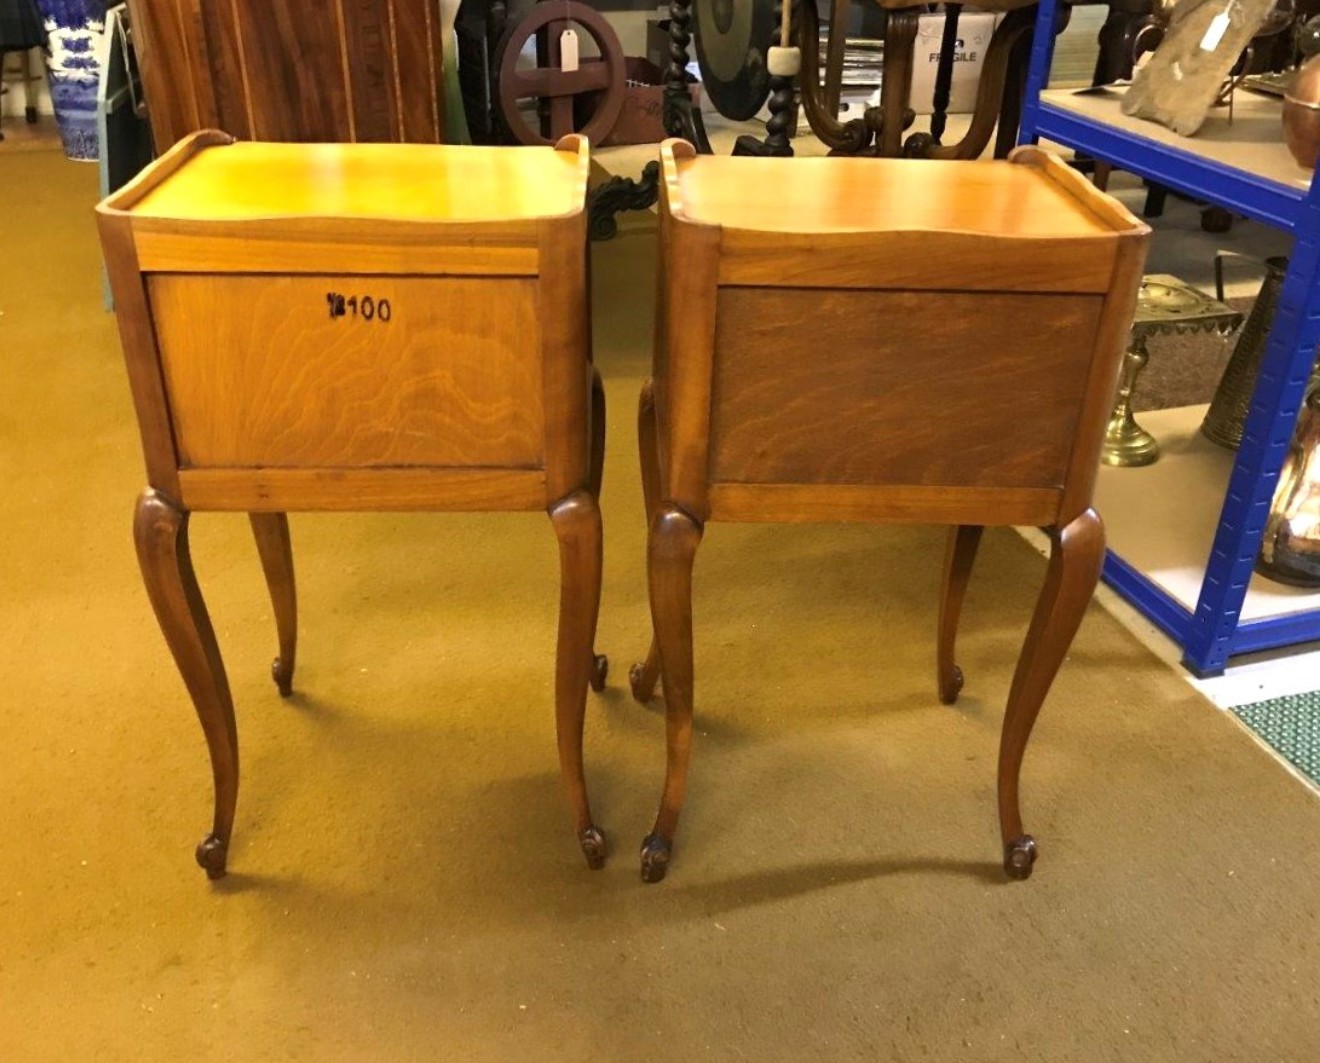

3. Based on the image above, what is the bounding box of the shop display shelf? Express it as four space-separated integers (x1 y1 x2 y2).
1019 0 1320 675
1096 406 1320 651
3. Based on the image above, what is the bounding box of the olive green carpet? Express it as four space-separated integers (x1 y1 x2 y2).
3 147 1320 1062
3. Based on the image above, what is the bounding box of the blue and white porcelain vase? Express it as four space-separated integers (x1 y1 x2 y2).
35 0 106 161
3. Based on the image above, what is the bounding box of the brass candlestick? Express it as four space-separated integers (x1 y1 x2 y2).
1103 275 1244 467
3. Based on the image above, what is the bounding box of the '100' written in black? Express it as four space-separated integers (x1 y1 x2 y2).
326 292 393 322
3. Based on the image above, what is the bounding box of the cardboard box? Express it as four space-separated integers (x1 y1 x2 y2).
646 19 670 72
576 57 701 147
909 12 999 115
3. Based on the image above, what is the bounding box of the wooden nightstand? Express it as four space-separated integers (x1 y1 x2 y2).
630 140 1151 883
98 132 608 879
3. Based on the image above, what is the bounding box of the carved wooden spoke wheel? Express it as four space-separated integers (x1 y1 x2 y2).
496 2 627 147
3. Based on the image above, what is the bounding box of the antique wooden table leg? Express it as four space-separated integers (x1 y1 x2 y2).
929 4 963 145
629 379 663 704
664 0 713 151
641 504 703 883
903 7 1037 160
733 0 797 158
797 0 874 153
134 489 238 880
249 512 297 698
587 368 609 691
993 25 1033 158
822 0 849 117
998 508 1104 879
550 489 607 869
877 8 919 156
937 524 983 705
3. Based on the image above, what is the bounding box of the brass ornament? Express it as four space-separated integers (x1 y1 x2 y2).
1103 275 1243 467
1283 55 1320 169
1258 386 1320 586
1202 255 1288 449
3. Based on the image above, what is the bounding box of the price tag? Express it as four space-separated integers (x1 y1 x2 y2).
560 28 579 72
1200 11 1231 52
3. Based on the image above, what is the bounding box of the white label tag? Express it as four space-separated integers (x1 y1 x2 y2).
1200 12 1230 52
560 29 579 72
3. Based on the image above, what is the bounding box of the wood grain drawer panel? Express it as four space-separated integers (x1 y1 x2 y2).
150 273 544 468
709 287 1104 489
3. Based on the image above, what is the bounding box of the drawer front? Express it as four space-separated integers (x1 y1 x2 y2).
149 274 544 469
709 287 1105 490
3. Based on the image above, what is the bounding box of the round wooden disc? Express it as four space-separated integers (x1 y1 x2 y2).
496 2 627 147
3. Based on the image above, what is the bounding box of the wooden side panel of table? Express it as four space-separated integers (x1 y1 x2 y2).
150 273 545 470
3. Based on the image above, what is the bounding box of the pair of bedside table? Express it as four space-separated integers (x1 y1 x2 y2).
99 134 1147 883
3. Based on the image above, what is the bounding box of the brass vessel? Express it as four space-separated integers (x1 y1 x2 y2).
1258 387 1320 586
1283 55 1320 170
1202 256 1290 449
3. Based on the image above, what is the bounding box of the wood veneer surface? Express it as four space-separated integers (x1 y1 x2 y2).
672 155 1123 236
129 142 585 222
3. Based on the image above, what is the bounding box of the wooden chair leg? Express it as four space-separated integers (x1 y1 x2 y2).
587 367 608 692
249 512 297 697
641 504 703 883
549 489 607 869
998 508 1104 880
937 524 983 704
133 489 238 880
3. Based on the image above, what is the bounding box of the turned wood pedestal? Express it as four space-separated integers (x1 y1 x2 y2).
98 133 608 879
629 141 1151 883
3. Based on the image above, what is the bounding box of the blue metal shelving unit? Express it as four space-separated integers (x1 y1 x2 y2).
1018 0 1320 676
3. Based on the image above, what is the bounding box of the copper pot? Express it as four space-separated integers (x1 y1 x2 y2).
1284 56 1320 169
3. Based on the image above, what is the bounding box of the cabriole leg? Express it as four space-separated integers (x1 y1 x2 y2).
549 490 607 869
641 504 703 883
134 489 238 880
937 524 983 704
588 368 609 691
998 508 1104 880
249 512 297 697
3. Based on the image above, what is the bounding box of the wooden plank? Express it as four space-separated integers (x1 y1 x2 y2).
132 227 539 275
708 483 1062 526
658 142 721 521
708 286 1103 490
232 0 351 140
197 0 252 138
178 468 547 511
1059 230 1152 521
149 273 546 469
127 0 214 150
97 212 183 497
393 0 444 142
717 230 1120 293
538 211 592 505
340 0 397 141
